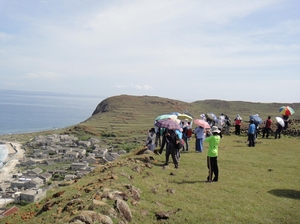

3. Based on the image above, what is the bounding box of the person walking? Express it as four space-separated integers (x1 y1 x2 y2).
282 115 289 130
194 125 205 152
234 114 242 135
182 122 191 151
224 115 231 135
164 130 180 168
155 126 161 147
217 118 223 138
262 116 272 138
248 119 256 147
158 128 167 155
274 122 283 139
205 126 221 182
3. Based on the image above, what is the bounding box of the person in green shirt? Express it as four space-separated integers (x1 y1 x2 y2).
205 126 221 182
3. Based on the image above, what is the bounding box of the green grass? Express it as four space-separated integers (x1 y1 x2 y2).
121 134 300 223
4 133 299 224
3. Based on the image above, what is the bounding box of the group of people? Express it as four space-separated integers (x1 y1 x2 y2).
144 111 291 181
247 114 290 147
145 118 221 182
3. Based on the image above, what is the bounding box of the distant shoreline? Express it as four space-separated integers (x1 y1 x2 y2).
0 143 17 170
0 90 102 136
0 142 24 187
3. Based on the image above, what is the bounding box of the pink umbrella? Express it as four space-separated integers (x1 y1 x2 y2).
194 119 210 129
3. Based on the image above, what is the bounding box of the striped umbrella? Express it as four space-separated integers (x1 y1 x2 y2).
279 106 295 116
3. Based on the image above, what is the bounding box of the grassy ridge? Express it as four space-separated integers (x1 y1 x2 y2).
78 95 300 149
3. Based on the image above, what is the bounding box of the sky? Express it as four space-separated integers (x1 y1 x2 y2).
0 0 299 103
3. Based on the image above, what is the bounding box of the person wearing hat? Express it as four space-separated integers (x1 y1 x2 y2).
204 126 221 182
248 119 256 147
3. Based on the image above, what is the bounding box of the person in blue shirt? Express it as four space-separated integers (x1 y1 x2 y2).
248 119 256 147
194 126 205 152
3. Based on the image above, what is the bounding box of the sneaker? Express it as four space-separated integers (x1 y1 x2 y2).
163 163 168 166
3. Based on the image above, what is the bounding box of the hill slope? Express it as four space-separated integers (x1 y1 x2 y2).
1 95 300 223
65 95 300 149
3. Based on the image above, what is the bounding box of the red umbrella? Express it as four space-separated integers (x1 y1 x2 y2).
194 119 210 128
155 119 181 130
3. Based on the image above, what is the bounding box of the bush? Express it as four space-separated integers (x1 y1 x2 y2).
101 132 116 137
121 143 138 153
19 200 30 206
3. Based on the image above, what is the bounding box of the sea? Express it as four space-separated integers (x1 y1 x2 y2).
0 89 105 166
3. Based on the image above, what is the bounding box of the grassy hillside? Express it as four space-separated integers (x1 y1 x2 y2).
65 95 300 150
2 136 300 223
1 95 300 223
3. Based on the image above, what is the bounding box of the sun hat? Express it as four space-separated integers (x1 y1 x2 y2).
211 126 220 133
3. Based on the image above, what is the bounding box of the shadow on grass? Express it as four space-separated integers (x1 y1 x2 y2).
268 189 300 200
170 180 208 184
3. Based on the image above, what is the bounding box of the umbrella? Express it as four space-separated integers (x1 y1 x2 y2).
200 114 206 120
155 119 181 130
275 117 285 127
205 113 218 122
174 118 181 124
235 114 242 120
184 112 194 118
155 114 177 121
279 106 295 116
218 115 226 126
177 113 193 121
170 111 180 116
194 119 210 129
210 113 218 122
249 115 263 125
205 113 213 121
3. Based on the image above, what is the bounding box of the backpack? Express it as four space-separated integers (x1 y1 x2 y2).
186 128 193 138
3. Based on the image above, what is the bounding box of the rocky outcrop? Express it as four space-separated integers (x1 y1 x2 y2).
69 211 113 224
92 99 110 115
114 199 132 222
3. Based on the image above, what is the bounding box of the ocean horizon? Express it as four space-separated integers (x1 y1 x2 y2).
0 90 104 135
0 89 105 165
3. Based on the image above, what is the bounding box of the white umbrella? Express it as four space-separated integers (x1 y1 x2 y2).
275 117 285 127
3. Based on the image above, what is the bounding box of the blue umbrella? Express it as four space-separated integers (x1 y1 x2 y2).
249 115 263 125
170 112 180 116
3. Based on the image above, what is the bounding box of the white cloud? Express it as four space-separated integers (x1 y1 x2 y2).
0 0 299 103
114 84 153 90
0 32 13 41
132 85 153 90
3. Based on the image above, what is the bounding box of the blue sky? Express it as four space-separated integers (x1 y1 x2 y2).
0 0 299 103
